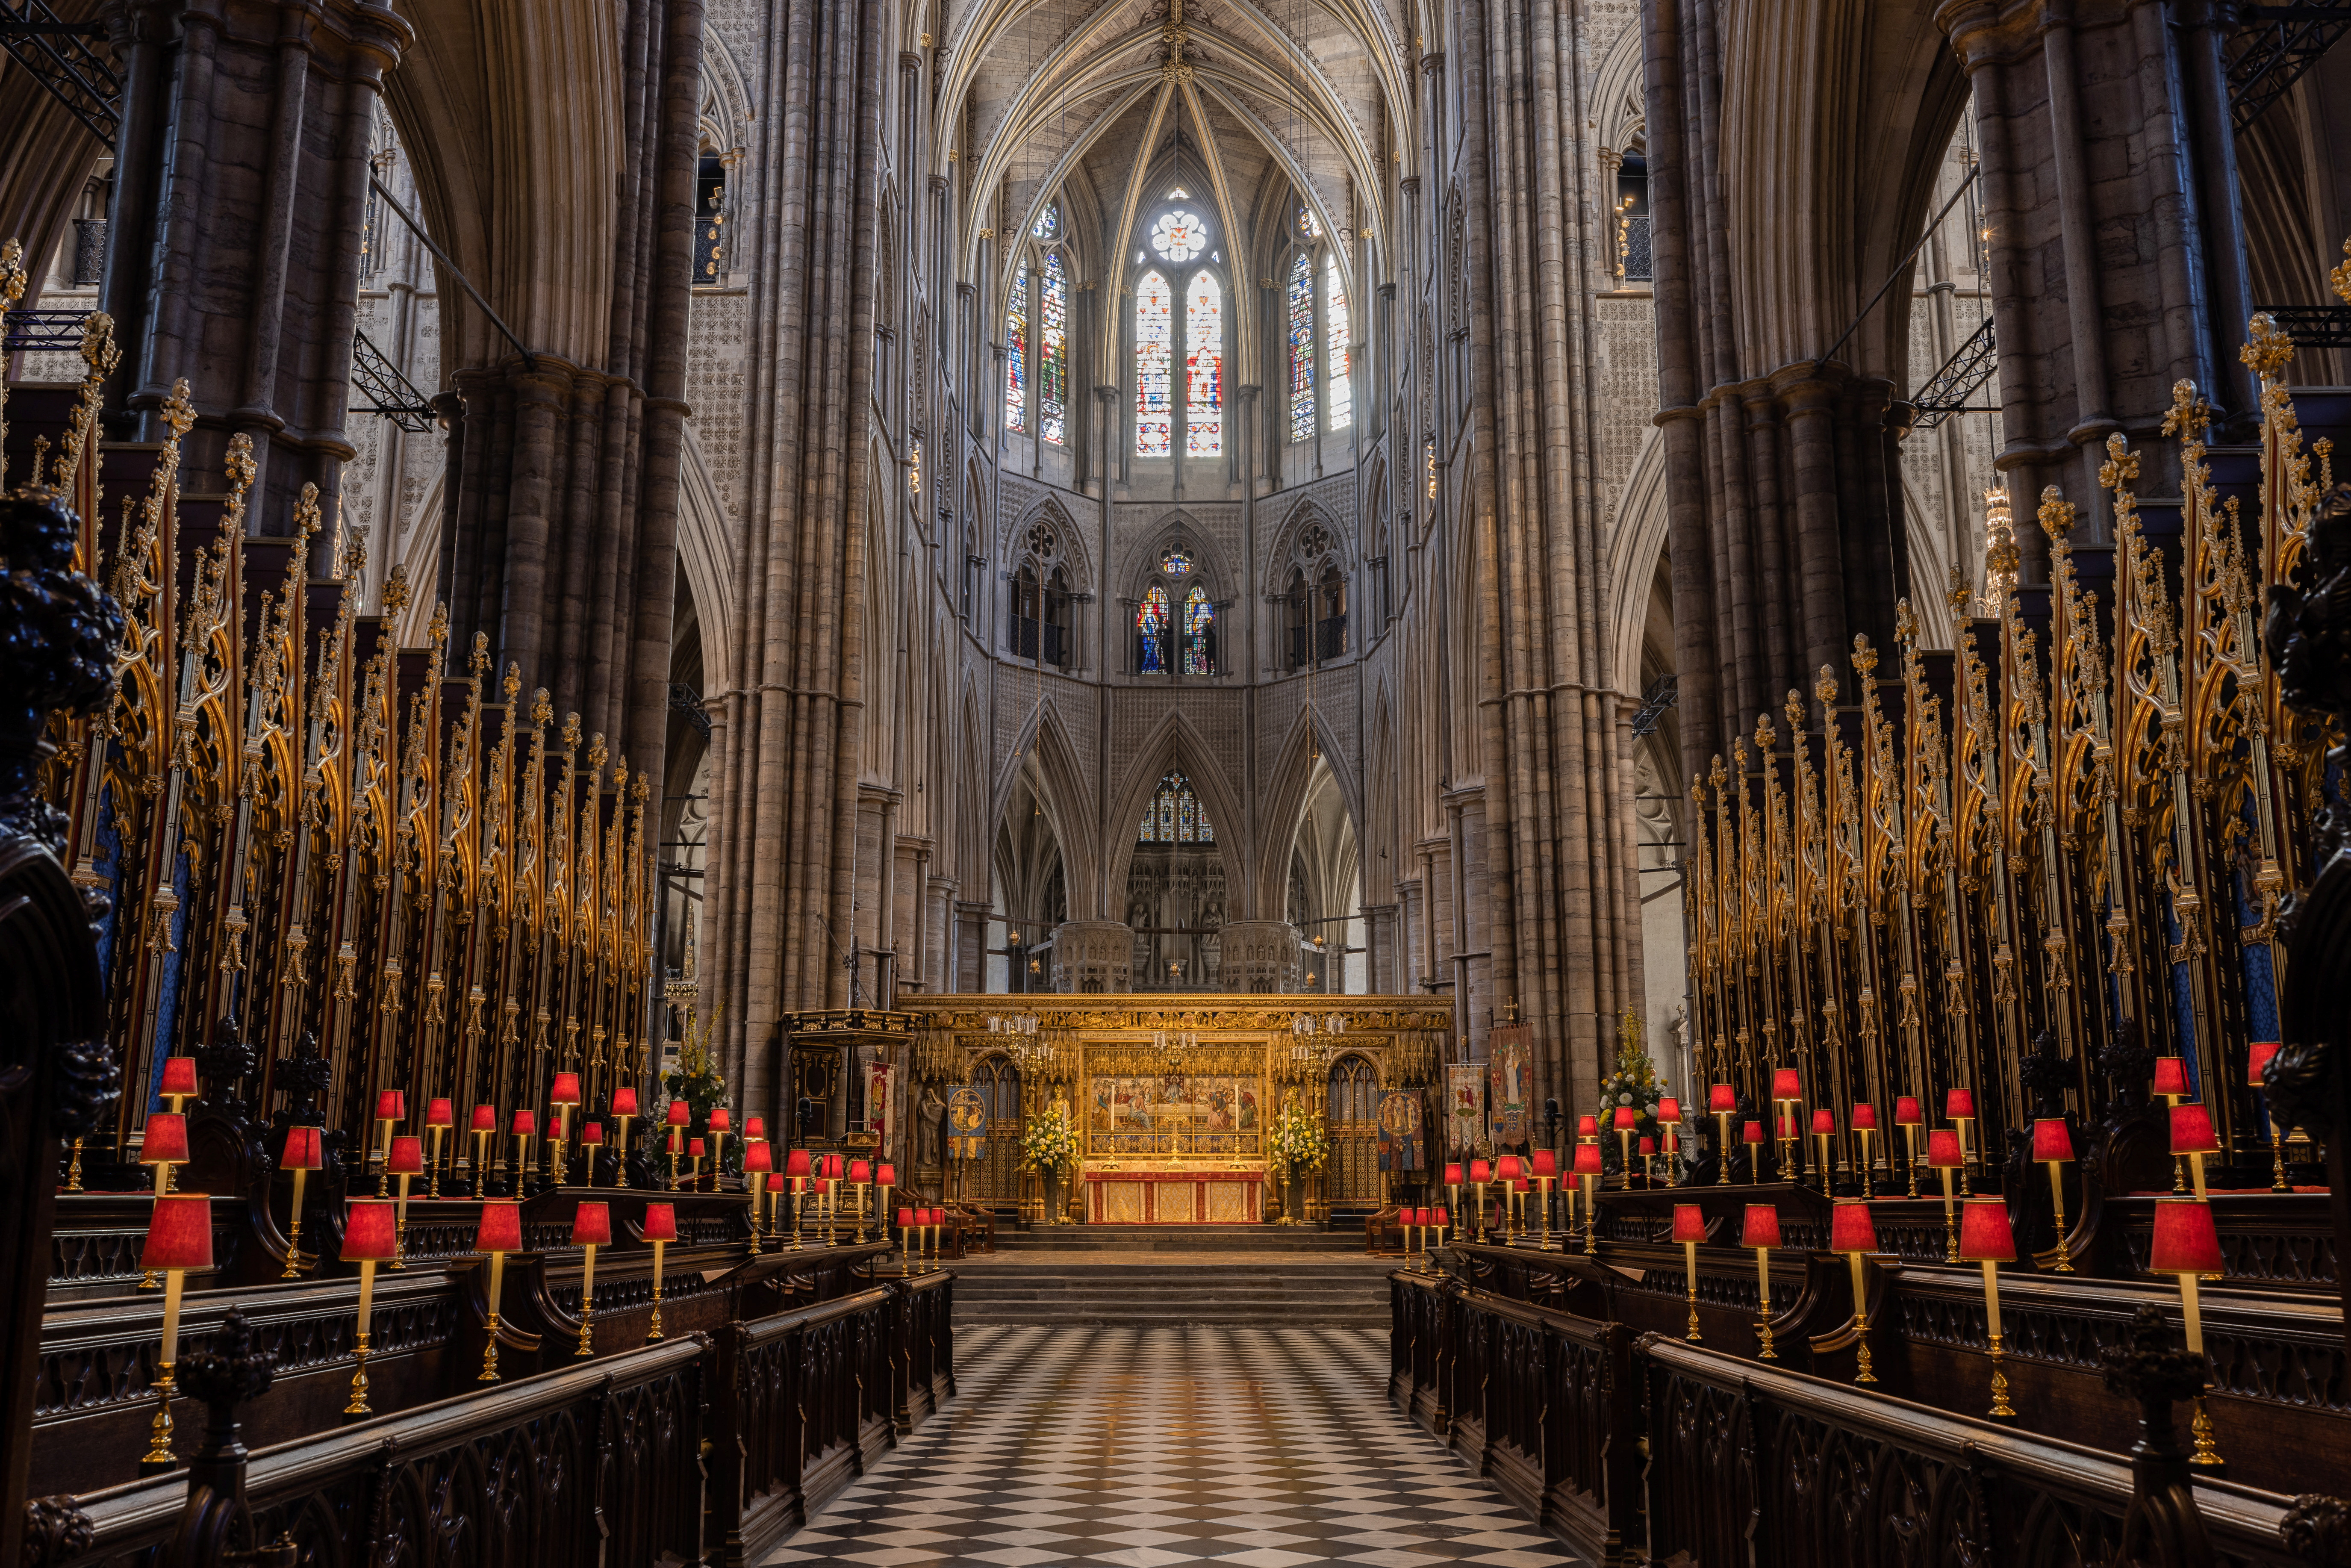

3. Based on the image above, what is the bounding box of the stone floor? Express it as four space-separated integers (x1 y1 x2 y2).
760 1323 1579 1568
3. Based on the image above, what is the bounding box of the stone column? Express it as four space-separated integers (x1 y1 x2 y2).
1219 920 1301 994
1049 921 1134 993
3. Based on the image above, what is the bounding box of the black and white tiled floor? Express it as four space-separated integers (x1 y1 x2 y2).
760 1324 1581 1568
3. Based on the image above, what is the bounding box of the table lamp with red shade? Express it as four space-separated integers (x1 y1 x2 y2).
877 1164 896 1244
1927 1128 1964 1262
511 1109 536 1192
707 1107 732 1177
469 1103 497 1197
1574 1143 1605 1254
1741 1203 1781 1359
549 1072 581 1182
374 1088 406 1197
2248 1041 2289 1191
743 1141 774 1252
1810 1108 1838 1193
786 1147 812 1249
473 1200 523 1381
1671 1204 1707 1341
643 1202 678 1339
1528 1149 1558 1250
1656 1096 1683 1186
2151 1197 2227 1468
1639 1135 1658 1188
424 1097 455 1199
1468 1157 1492 1242
580 1120 605 1188
1612 1106 1638 1178
664 1099 692 1191
1771 1068 1803 1178
571 1200 612 1358
1958 1199 2018 1419
1830 1199 1880 1384
611 1085 640 1188
141 1110 188 1197
342 1199 399 1413
387 1135 424 1267
138 1194 212 1470
158 1055 198 1113
2170 1102 2220 1200
2151 1055 2191 1105
849 1158 873 1241
1496 1155 1523 1241
690 1138 708 1192
1741 1118 1766 1184
1444 1161 1463 1230
1893 1096 1924 1197
1945 1088 1977 1195
2033 1118 2076 1270
1850 1103 1879 1198
1708 1085 1738 1185
280 1125 323 1279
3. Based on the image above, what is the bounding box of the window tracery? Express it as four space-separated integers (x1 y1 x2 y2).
1138 771 1214 843
1005 269 1028 432
1149 210 1207 262
1136 269 1174 456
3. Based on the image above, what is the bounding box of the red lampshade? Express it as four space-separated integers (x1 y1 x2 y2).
878 1164 896 1186
1444 1162 1463 1185
689 1138 706 1158
1893 1096 1923 1126
1851 1102 1878 1131
2169 1102 2219 1156
1639 1136 1656 1155
1573 1144 1604 1176
159 1056 199 1098
1613 1107 1639 1131
572 1200 613 1248
1777 1112 1795 1140
1958 1199 2016 1263
581 1121 604 1146
743 1142 774 1173
470 1104 497 1133
1658 1096 1682 1123
1708 1084 1737 1113
550 1073 581 1106
387 1135 425 1176
1810 1108 1836 1136
665 1099 692 1128
141 1113 189 1165
1496 1154 1522 1181
823 1154 844 1180
1433 1207 1449 1226
376 1089 407 1122
2151 1056 2191 1098
1531 1149 1557 1177
1829 1200 1878 1254
1742 1120 1765 1145
1577 1114 1599 1137
745 1117 766 1140
426 1097 454 1129
1946 1089 1976 1120
343 1200 399 1262
787 1148 813 1178
1927 1129 1963 1168
898 1206 915 1226
2032 1118 2074 1163
512 1109 536 1137
849 1158 871 1183
709 1108 731 1133
642 1203 678 1242
1741 1204 1781 1250
1671 1203 1707 1243
2248 1042 2280 1087
475 1201 522 1254
2149 1198 2222 1275
142 1195 215 1272
612 1087 640 1118
1513 1177 1531 1193
1469 1159 1492 1183
1772 1068 1802 1101
282 1126 324 1171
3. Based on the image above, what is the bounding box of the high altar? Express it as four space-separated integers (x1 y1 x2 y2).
900 996 1452 1223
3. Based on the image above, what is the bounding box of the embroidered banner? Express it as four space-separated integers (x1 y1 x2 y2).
1377 1090 1425 1172
1444 1064 1484 1155
1488 1026 1532 1146
867 1061 896 1157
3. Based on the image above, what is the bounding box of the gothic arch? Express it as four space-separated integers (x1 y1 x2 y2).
1004 493 1092 585
675 426 736 693
1262 495 1351 597
996 701 1100 917
1101 710 1252 921
1252 700 1363 920
1605 426 1668 698
1591 22 1648 161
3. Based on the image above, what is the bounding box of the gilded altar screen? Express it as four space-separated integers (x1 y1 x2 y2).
1087 1072 1263 1158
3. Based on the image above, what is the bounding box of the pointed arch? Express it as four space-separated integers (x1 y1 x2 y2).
1101 709 1252 920
1252 701 1364 920
1263 494 1350 597
994 700 1101 919
1604 427 1668 697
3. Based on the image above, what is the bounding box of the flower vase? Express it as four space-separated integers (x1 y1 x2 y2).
1282 1165 1301 1226
1044 1169 1065 1225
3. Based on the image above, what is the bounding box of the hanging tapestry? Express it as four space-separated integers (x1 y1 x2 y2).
868 1061 896 1157
1487 1026 1531 1146
948 1085 988 1161
1444 1064 1483 1155
1376 1090 1425 1172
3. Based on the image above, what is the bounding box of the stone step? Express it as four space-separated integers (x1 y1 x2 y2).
991 1222 1367 1252
950 1253 1398 1325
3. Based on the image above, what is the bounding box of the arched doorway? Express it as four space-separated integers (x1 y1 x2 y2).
1325 1052 1381 1211
971 1053 1025 1205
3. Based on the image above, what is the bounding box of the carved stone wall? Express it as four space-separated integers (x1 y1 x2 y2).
1050 921 1134 993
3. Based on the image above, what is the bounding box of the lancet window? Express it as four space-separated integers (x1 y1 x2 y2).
1136 270 1174 457
1131 203 1225 459
1284 202 1354 443
1136 584 1171 672
1138 771 1214 843
1004 270 1028 433
1135 542 1214 676
1002 200 1069 444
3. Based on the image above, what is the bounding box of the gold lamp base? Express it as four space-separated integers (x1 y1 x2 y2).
347 1333 373 1415
1986 1335 2014 1419
1757 1315 1776 1360
2190 1394 2225 1469
479 1312 503 1382
140 1366 177 1471
1853 1317 1876 1385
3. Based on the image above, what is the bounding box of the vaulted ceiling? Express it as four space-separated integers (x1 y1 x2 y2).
940 0 1409 286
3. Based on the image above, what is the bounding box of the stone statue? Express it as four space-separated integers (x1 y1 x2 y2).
918 1083 946 1167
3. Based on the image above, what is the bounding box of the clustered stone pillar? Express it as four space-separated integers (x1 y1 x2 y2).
1440 0 1644 1114
707 0 892 1129
435 0 703 771
95 0 411 524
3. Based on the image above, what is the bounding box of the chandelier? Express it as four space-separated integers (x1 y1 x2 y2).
987 1012 1054 1069
1151 1027 1198 1068
1289 1011 1347 1064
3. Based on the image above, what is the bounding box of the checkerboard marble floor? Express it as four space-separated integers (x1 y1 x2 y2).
759 1323 1581 1568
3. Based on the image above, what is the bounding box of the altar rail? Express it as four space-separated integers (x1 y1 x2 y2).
1391 1270 2318 1568
63 1269 953 1568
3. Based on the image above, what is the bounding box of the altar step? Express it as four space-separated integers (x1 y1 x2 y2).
992 1222 1365 1253
950 1255 1398 1325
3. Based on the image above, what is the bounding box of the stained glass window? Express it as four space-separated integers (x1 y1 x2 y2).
1299 204 1322 240
1137 770 1214 843
1184 271 1223 457
1137 584 1170 672
1149 210 1206 262
1325 253 1352 431
1181 583 1214 675
1136 270 1173 456
1287 253 1315 443
1032 203 1060 239
1040 252 1068 444
1004 270 1028 432
1160 547 1192 574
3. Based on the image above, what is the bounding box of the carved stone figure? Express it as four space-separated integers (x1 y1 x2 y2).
918 1083 947 1167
